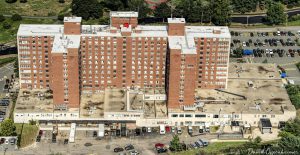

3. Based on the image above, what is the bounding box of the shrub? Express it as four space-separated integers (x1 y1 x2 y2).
5 0 17 3
20 0 27 3
11 14 22 21
2 22 11 29
57 14 64 21
0 15 5 22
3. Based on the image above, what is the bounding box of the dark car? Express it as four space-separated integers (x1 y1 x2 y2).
64 139 68 144
93 131 97 137
135 128 141 136
0 138 5 144
39 130 43 136
116 129 121 136
114 147 124 152
125 144 134 150
157 148 167 153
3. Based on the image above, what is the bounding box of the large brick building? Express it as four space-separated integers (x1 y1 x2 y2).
17 11 230 110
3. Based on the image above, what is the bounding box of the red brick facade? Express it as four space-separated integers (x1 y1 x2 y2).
18 12 230 110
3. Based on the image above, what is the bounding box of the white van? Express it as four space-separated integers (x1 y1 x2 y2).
159 125 165 135
177 126 182 134
188 126 193 134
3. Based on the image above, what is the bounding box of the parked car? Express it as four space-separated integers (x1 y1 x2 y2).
125 144 134 151
171 126 175 133
177 126 182 134
147 127 152 133
114 147 124 152
129 150 140 155
157 148 167 153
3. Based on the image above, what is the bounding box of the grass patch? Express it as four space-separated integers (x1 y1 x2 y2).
15 123 38 148
0 0 71 16
170 142 246 155
0 56 16 67
296 62 300 71
0 18 56 44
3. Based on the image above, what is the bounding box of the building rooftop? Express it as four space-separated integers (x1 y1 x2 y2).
17 24 63 36
52 35 81 53
168 36 197 54
190 63 295 115
80 94 104 118
228 63 280 79
168 18 186 24
64 17 82 23
15 89 79 113
110 11 138 18
185 26 231 39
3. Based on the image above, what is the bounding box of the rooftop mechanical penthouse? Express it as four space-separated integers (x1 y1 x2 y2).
17 11 231 111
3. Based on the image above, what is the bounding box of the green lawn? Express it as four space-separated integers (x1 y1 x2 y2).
0 56 16 67
0 18 56 44
169 141 246 155
15 123 39 148
0 0 71 16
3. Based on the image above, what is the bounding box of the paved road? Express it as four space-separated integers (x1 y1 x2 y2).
3 14 57 20
0 63 14 95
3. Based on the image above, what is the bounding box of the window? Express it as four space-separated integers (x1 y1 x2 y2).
213 115 219 118
195 114 206 118
171 114 178 117
185 114 192 117
179 114 184 117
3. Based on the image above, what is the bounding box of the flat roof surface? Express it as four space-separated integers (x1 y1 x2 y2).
168 36 197 54
15 89 54 113
64 17 82 23
185 26 231 38
52 35 81 53
104 89 127 112
193 63 295 115
168 18 186 23
80 94 104 118
18 24 63 36
110 11 138 18
229 63 280 79
15 89 79 113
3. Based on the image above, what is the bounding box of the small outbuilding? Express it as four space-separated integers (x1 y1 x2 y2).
259 118 272 134
231 121 241 132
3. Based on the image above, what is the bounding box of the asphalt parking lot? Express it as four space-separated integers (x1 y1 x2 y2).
11 128 217 155
230 28 300 58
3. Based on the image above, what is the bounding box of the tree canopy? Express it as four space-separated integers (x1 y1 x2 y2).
71 0 103 20
154 2 171 19
0 119 16 136
266 2 287 25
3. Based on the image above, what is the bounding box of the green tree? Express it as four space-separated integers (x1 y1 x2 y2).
232 0 258 14
266 2 287 25
154 2 171 18
278 134 300 151
102 0 125 11
253 136 262 143
20 0 27 3
99 16 109 25
0 14 5 22
71 0 103 20
210 0 231 26
170 135 182 152
2 22 11 29
128 0 151 18
57 14 64 21
58 0 65 3
0 119 16 136
11 14 22 21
